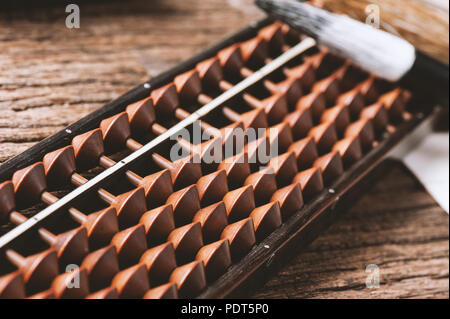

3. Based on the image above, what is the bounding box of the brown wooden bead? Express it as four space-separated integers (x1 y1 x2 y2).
223 107 268 130
43 146 76 187
0 181 15 223
143 283 178 299
139 204 175 244
111 264 150 299
333 136 363 166
284 63 317 89
140 242 177 285
344 118 375 151
250 201 282 240
360 102 389 132
270 183 303 219
174 70 202 102
6 249 59 291
245 136 271 168
268 151 298 185
267 77 303 106
196 170 228 206
170 261 206 298
100 112 131 152
168 222 204 263
72 207 118 245
223 185 256 222
218 152 251 187
321 104 351 133
256 94 289 125
180 137 223 171
296 91 326 120
314 152 344 185
356 76 379 103
293 167 324 199
240 38 268 67
86 287 118 299
0 272 25 299
267 122 294 152
244 167 277 205
155 154 202 190
334 62 367 91
72 128 105 170
337 88 365 116
308 122 338 153
196 239 232 281
112 187 147 227
140 169 174 207
46 226 89 265
217 44 244 76
126 96 156 133
51 268 90 299
221 218 256 260
193 201 228 242
166 185 201 226
28 289 55 299
287 137 319 169
12 162 47 207
283 108 313 140
220 121 246 152
196 57 224 89
306 50 344 77
258 23 284 49
81 245 119 290
312 75 341 103
151 83 180 116
378 88 411 120
111 224 148 266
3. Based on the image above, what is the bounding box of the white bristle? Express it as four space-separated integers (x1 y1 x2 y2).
256 0 416 81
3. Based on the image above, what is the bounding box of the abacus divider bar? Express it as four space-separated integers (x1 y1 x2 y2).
218 80 261 109
8 210 56 245
40 191 88 223
70 173 116 204
175 108 221 137
151 123 194 155
98 155 143 186
240 65 279 92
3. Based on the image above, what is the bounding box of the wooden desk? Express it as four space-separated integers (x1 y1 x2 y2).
0 0 448 298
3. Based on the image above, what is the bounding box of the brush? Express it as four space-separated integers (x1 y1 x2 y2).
254 0 417 82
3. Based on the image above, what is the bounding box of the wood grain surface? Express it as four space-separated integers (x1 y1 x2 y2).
0 0 448 298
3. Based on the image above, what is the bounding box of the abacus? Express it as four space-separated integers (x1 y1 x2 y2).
0 18 446 299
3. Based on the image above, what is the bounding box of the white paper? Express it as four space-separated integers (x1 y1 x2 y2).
390 115 449 214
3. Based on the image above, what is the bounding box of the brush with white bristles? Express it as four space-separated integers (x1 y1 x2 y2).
255 0 417 82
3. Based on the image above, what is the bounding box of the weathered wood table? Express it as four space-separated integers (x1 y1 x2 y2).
0 0 448 298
